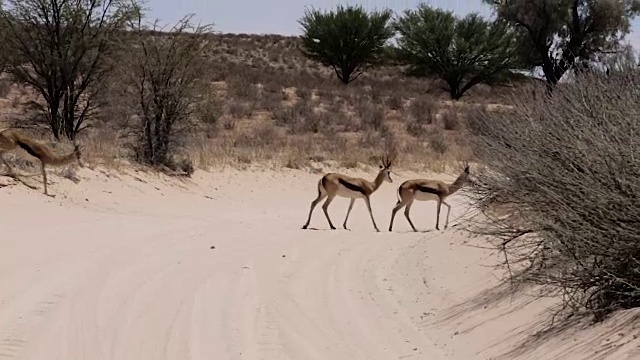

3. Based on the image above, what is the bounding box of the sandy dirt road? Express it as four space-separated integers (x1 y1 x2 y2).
1 167 638 360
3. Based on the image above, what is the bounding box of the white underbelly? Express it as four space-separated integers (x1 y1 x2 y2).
413 191 439 202
336 185 366 198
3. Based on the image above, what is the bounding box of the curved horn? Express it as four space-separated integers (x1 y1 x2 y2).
381 153 391 168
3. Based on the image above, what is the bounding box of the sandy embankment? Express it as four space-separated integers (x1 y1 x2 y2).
0 165 638 360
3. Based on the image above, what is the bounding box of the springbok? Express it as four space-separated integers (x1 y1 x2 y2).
388 162 470 232
0 128 82 196
302 155 394 232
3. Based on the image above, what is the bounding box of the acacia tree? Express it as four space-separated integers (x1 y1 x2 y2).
298 5 394 84
394 5 522 100
119 14 214 166
0 0 139 140
484 0 640 85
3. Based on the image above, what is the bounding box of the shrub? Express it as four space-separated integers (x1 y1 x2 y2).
441 109 460 130
121 14 214 166
356 102 385 131
462 69 640 321
226 101 253 119
386 95 404 110
428 130 448 154
272 99 323 133
405 96 436 136
408 96 437 124
196 92 224 126
227 78 261 101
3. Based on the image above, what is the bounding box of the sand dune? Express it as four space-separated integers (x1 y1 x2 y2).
0 165 638 359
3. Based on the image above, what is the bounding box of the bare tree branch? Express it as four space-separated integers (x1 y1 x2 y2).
462 69 640 322
1 0 140 140
116 13 214 167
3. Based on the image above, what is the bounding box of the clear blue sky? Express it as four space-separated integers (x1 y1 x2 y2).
145 0 640 49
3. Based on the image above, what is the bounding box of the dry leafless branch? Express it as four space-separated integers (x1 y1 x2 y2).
462 68 640 321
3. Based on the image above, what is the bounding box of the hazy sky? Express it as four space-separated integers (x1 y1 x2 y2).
145 0 640 49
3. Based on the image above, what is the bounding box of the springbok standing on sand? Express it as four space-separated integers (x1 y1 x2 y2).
0 128 82 196
388 162 470 232
302 155 394 232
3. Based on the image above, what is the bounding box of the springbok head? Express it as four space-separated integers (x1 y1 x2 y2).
379 153 394 183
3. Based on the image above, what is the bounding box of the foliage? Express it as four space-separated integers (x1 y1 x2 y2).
0 0 140 140
484 0 640 84
394 4 522 99
118 13 214 166
463 69 640 321
596 44 640 74
298 4 394 84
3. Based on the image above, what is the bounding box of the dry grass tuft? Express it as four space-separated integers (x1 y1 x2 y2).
440 108 461 130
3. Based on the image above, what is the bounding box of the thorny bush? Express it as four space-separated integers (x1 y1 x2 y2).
463 70 640 321
120 14 214 166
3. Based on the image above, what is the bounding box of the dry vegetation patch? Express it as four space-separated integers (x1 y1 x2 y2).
100 34 511 171
462 70 640 322
0 32 512 173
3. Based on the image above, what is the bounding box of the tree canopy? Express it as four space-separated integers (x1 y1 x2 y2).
298 5 394 84
484 0 640 84
119 14 214 167
394 5 522 99
0 0 140 140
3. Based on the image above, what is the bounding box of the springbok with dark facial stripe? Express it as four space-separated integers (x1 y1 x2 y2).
302 155 394 232
388 162 470 232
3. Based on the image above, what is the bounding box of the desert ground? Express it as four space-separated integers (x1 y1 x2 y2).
1 165 638 360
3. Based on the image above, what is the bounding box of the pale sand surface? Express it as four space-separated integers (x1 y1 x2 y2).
1 165 638 359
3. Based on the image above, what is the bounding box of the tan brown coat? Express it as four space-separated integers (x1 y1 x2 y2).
302 155 393 232
389 163 470 231
0 128 82 196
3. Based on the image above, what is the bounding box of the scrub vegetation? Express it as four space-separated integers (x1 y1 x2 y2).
0 0 638 328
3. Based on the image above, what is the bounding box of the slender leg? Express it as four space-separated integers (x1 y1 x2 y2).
41 162 54 197
1 154 38 190
389 200 407 231
322 194 337 230
343 198 355 230
442 200 452 229
1 156 15 175
435 198 442 230
364 196 380 232
404 200 418 232
302 192 326 229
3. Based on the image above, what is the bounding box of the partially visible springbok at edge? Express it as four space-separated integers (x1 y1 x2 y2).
388 162 470 232
0 128 83 196
302 154 394 232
